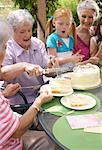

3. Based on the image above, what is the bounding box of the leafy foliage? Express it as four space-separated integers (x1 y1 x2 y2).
58 0 79 25
12 0 59 35
11 0 101 35
12 0 59 17
46 0 60 18
96 0 102 15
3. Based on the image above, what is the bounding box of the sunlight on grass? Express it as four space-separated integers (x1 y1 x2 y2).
0 0 16 19
58 0 78 10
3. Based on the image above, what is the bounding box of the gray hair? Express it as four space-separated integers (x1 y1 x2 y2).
7 9 34 31
0 19 12 51
77 0 99 19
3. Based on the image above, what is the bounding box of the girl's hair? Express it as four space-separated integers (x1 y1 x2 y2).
46 8 72 37
7 9 34 31
95 17 102 44
77 0 99 19
45 16 54 39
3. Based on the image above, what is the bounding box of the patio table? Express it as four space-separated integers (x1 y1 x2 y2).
38 85 102 150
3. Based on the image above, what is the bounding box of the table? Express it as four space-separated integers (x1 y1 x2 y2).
38 86 102 150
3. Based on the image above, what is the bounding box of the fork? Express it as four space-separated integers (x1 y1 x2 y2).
42 110 75 116
21 85 41 89
0 85 42 90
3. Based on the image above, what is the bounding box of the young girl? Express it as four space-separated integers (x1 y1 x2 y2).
46 8 84 69
90 17 102 63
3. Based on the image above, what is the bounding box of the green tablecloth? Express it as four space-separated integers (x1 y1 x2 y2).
42 91 101 116
53 116 102 150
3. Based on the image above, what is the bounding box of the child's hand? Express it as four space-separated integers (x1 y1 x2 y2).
72 53 84 63
48 55 59 68
72 49 84 62
2 83 21 97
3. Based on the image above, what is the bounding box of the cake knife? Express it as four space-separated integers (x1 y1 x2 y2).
43 66 73 75
26 66 74 76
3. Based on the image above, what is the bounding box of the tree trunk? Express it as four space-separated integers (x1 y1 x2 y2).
37 0 46 42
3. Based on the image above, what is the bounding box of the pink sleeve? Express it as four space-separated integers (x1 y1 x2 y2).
0 94 20 145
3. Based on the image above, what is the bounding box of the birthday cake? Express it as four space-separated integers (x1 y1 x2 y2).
65 63 101 89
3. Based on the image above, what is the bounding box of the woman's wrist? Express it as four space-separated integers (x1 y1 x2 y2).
31 104 40 112
32 97 43 111
21 62 28 72
2 90 8 98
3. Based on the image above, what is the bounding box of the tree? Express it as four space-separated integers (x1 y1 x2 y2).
12 0 59 17
58 0 79 25
12 0 59 40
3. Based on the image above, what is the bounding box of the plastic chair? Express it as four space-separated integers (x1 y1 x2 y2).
0 86 32 114
10 90 32 114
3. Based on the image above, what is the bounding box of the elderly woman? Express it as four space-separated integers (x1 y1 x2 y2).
2 9 56 105
74 0 99 63
0 19 55 150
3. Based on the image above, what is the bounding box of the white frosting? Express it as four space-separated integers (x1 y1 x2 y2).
49 77 73 94
72 63 101 88
61 64 101 89
73 64 96 73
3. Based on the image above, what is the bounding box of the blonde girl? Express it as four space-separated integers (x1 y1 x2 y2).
46 8 83 69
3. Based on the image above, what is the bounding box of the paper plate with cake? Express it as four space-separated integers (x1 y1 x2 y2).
62 63 101 90
60 92 97 110
40 77 73 96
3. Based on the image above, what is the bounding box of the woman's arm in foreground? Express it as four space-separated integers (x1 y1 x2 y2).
1 62 43 81
12 92 53 138
1 62 27 80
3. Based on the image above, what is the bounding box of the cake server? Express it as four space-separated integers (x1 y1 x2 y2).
43 66 73 75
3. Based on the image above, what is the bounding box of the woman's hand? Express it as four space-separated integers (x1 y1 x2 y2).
48 56 59 68
25 64 44 76
77 56 99 65
32 91 53 109
88 57 99 64
2 83 21 97
72 50 85 63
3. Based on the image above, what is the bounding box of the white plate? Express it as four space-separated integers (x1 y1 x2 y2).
40 84 73 97
60 93 96 110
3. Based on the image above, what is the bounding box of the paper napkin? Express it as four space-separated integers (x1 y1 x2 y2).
84 126 102 133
